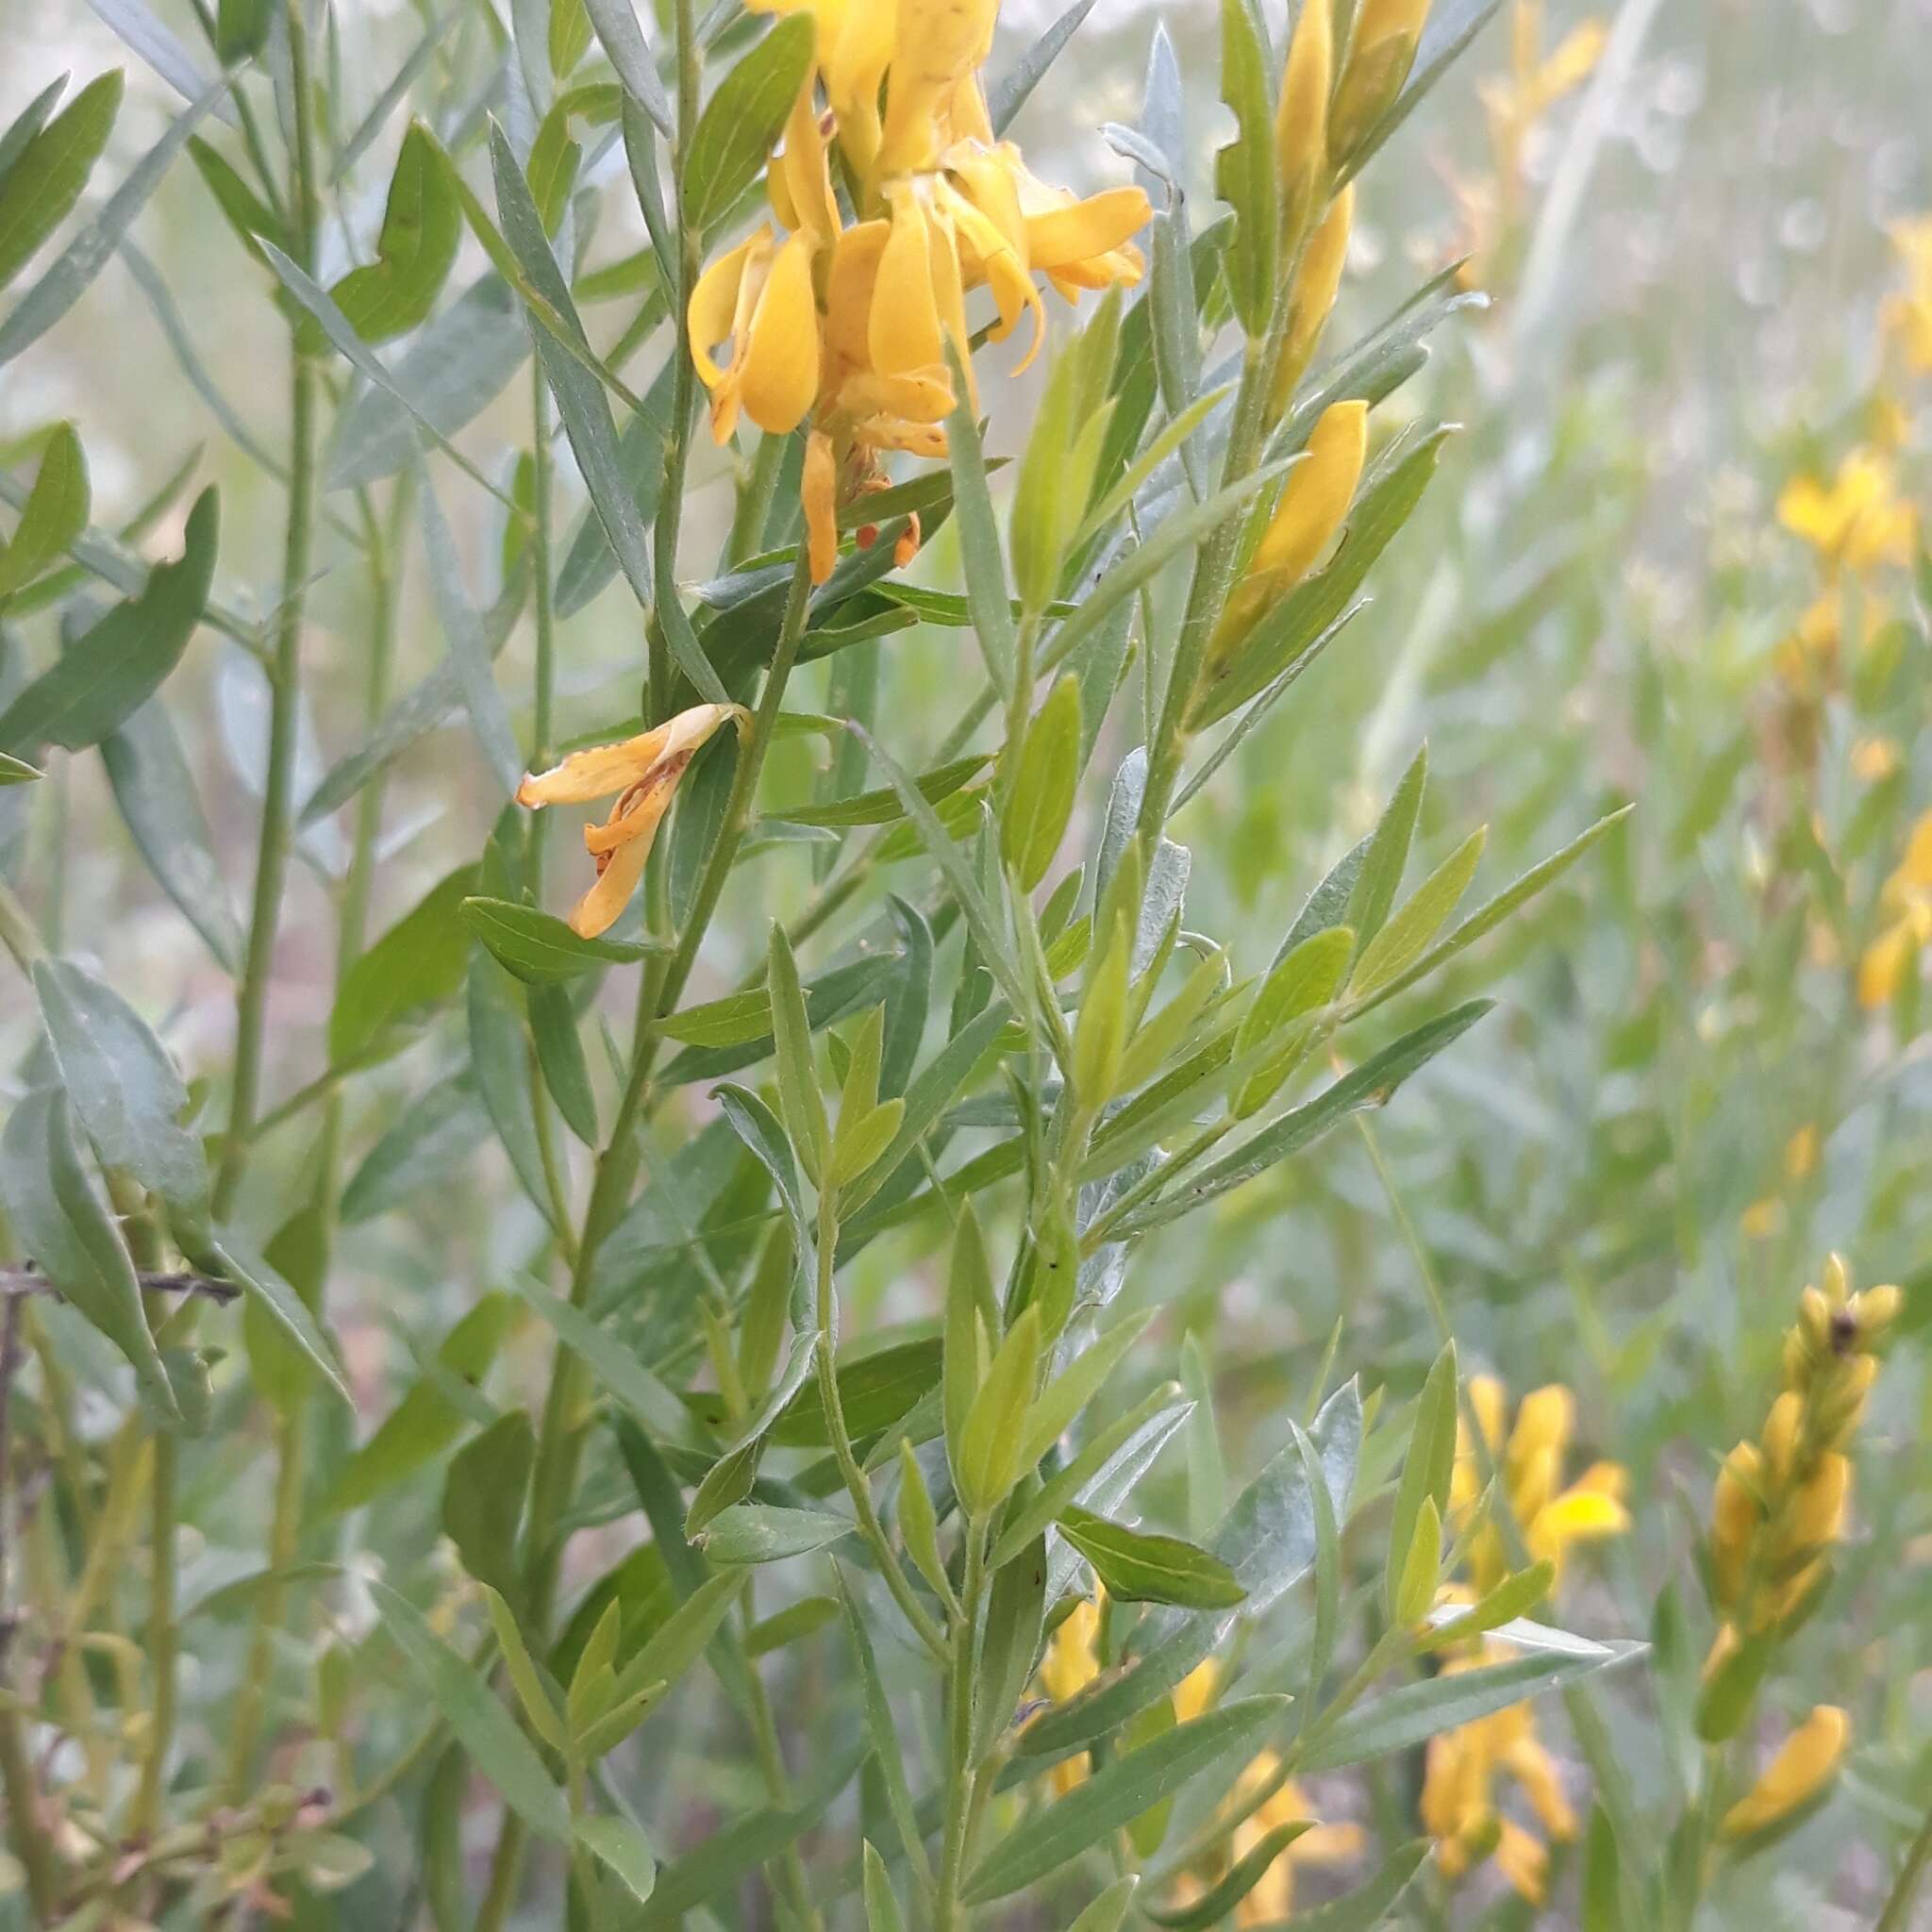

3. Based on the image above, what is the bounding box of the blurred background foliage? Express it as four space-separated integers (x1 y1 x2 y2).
2 0 1929 1924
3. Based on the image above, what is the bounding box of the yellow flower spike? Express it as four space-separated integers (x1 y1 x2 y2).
1270 184 1354 423
1720 1707 1849 1839
1275 0 1334 230
1330 0 1433 163
1760 1390 1803 1482
516 705 748 937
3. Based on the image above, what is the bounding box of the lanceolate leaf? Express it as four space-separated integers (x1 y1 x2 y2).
0 70 125 296
0 422 90 601
0 487 217 755
682 14 816 233
964 1698 1289 1904
1055 1507 1246 1609
460 895 656 982
1108 1001 1493 1236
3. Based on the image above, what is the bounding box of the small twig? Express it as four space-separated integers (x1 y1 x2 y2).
0 1268 240 1306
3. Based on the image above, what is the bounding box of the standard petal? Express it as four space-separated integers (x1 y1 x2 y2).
740 230 823 434
516 727 674 807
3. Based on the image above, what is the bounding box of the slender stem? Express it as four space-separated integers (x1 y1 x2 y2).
936 1520 988 1930
1876 1795 1932 1932
736 1596 823 1929
213 0 323 1223
812 1198 947 1665
131 1436 178 1837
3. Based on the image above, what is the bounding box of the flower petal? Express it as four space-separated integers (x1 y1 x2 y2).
740 229 823 434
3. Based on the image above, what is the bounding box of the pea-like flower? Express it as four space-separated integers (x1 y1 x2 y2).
515 705 748 938
691 0 1152 585
1720 1705 1849 1840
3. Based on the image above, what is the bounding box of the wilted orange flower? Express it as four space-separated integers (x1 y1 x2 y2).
691 0 1151 583
516 704 747 936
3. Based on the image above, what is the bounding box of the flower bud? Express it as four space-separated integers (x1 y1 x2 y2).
1851 1282 1902 1339
1759 1390 1803 1482
1268 184 1354 423
1822 1251 1850 1307
1797 1284 1833 1354
1699 1620 1740 1684
1720 1706 1848 1839
1328 0 1432 167
1275 0 1334 237
1785 1451 1849 1554
1710 1441 1762 1607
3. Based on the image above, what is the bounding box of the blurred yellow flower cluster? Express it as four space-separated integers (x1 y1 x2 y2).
691 0 1152 581
1881 216 1932 375
1033 1604 1361 1919
1451 0 1605 286
1421 1378 1629 1904
1858 809 1932 1009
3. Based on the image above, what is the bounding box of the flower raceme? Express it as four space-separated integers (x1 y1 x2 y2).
1421 1377 1629 1903
515 705 747 936
690 0 1153 585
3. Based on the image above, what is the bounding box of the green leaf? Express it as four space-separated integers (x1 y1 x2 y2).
459 895 654 983
989 0 1098 131
0 749 41 783
974 1528 1049 1762
325 123 459 343
1001 675 1082 891
0 1087 175 1420
324 274 530 491
582 0 673 137
32 957 209 1232
1056 1506 1246 1608
208 1225 353 1409
0 71 124 295
1417 1559 1557 1650
441 1410 533 1599
1350 825 1486 998
1346 804 1632 1015
964 1697 1289 1904
622 1568 747 1699
1230 922 1353 1118
1345 742 1428 958
694 1503 854 1565
896 1441 948 1599
1300 1640 1645 1771
1214 0 1277 336
214 0 270 61
744 1592 839 1657
836 1568 931 1888
530 983 598 1145
863 1841 907 1932
323 1296 512 1511
1112 1000 1491 1236
575 1813 656 1903
940 344 1018 699
101 696 242 970
418 475 522 793
505 1271 692 1443
957 1306 1040 1520
1145 1822 1314 1927
991 1390 1191 1569
767 923 828 1187
1018 1309 1153 1470
1393 1491 1442 1624
683 13 816 232
1276 1840 1432 1930
0 486 217 756
0 421 89 601
0 75 224 366
467 952 558 1228
371 1582 570 1844
772 1336 939 1449
480 1585 568 1753
189 135 284 261
329 864 476 1067
764 752 989 829
1068 1877 1141 1932
1385 1341 1458 1622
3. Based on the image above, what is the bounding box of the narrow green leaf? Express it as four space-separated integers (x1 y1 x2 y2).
767 922 828 1187
1350 825 1486 998
330 864 476 1066
1345 742 1428 958
371 1582 570 1843
957 1307 1041 1519
582 0 673 136
964 1697 1289 1904
575 1813 656 1903
325 123 459 343
1278 1840 1432 1930
0 750 41 783
505 1271 692 1443
1214 0 1277 335
1417 1559 1557 1651
0 422 89 600
1018 1309 1153 1470
459 895 655 983
683 14 816 232
441 1410 533 1599
941 341 1017 698
1056 1507 1246 1608
208 1225 353 1408
1001 675 1082 891
0 487 217 756
863 1841 907 1932
694 1503 854 1565
480 1584 569 1753
836 1567 931 1888
0 71 125 296
1385 1341 1457 1621
1145 1822 1314 1927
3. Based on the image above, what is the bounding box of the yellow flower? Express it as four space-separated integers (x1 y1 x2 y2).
1421 1652 1576 1903
1480 0 1606 194
1034 1591 1102 1792
515 705 747 937
705 0 1152 583
1268 184 1354 423
1424 1376 1625 1896
1776 449 1917 575
1330 0 1432 164
1275 0 1333 228
1858 810 1932 1008
1211 398 1368 660
1165 1663 1362 1923
1720 1706 1848 1839
1882 214 1932 374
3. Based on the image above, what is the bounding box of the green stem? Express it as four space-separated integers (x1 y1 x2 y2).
213 0 323 1223
737 1595 823 1929
1876 1795 1932 1932
936 1520 988 1931
131 1435 178 1837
